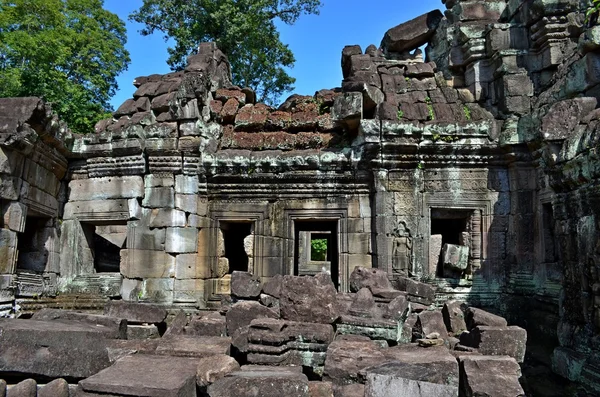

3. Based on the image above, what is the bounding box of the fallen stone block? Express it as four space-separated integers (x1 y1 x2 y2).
162 310 188 338
459 355 524 397
349 287 381 318
349 267 393 293
105 339 160 363
393 277 435 306
185 312 227 337
0 319 111 380
0 379 5 397
77 354 199 397
442 301 467 334
226 300 279 335
324 337 386 383
38 378 69 397
31 308 127 339
333 383 364 397
441 244 469 273
7 379 36 397
155 335 231 358
280 273 340 324
207 366 310 397
414 310 448 340
465 307 507 329
365 361 458 397
127 324 160 339
462 326 527 363
231 271 262 299
382 344 459 386
104 301 167 324
196 354 241 388
309 381 334 397
381 10 444 53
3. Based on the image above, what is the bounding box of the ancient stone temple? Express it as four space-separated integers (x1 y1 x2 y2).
1 0 600 395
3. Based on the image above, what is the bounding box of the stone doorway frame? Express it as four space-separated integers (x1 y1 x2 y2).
283 208 349 291
206 203 268 300
423 193 491 278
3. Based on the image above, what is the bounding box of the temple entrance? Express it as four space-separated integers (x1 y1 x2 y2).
220 221 253 273
430 209 472 278
294 220 339 288
16 216 53 272
80 222 127 273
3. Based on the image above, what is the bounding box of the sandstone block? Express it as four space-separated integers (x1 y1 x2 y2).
442 301 467 333
465 307 507 329
185 313 227 337
104 301 167 324
37 378 69 397
0 319 111 380
175 175 199 194
332 92 362 129
207 366 309 397
1 201 26 232
165 227 198 253
428 234 443 275
226 300 279 335
365 362 458 396
78 354 199 397
0 229 17 274
414 310 448 339
121 249 175 279
381 10 444 53
142 186 174 208
324 338 385 382
156 335 231 358
175 253 211 279
459 355 524 397
31 309 127 339
6 379 36 397
147 208 186 227
197 354 241 388
231 271 262 299
63 199 140 221
280 273 340 324
68 176 143 201
463 326 527 363
442 244 469 271
349 266 393 292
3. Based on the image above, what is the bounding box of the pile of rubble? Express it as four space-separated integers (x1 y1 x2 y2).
0 268 526 396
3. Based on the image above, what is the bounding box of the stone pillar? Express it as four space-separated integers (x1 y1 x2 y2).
470 209 482 272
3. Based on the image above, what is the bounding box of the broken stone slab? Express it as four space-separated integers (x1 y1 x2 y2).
323 337 386 383
413 310 448 340
197 354 241 388
331 92 362 130
349 266 393 293
384 293 409 321
364 361 458 397
248 318 334 346
261 274 283 298
309 381 334 397
105 339 160 363
6 379 36 397
77 354 199 397
231 271 262 299
37 378 69 397
333 383 365 397
155 335 231 358
459 355 524 397
185 312 227 337
280 273 340 324
381 10 444 53
441 244 469 271
226 300 279 335
31 308 127 339
349 287 382 318
442 301 467 334
336 315 401 343
393 277 436 306
465 307 507 329
207 366 310 397
104 301 167 324
0 319 111 380
382 344 459 384
127 324 160 339
460 326 527 363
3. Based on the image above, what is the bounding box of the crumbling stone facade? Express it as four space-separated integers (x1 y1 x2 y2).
1 0 600 393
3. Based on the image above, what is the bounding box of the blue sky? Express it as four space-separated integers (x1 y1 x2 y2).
104 0 442 109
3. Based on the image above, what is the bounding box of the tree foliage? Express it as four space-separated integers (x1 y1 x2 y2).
0 0 130 133
130 0 322 105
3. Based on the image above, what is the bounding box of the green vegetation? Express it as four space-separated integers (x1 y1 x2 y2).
131 0 322 105
463 105 472 121
311 238 328 261
425 96 435 120
587 0 600 24
397 105 404 120
0 0 130 133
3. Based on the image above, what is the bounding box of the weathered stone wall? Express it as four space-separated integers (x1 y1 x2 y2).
0 97 70 314
1 0 600 391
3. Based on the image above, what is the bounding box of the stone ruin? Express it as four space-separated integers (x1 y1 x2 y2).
0 0 599 395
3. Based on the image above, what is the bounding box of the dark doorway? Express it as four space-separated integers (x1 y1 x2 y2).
431 218 468 246
430 209 472 277
221 221 253 273
81 223 127 273
17 216 52 272
542 203 556 263
294 220 339 289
